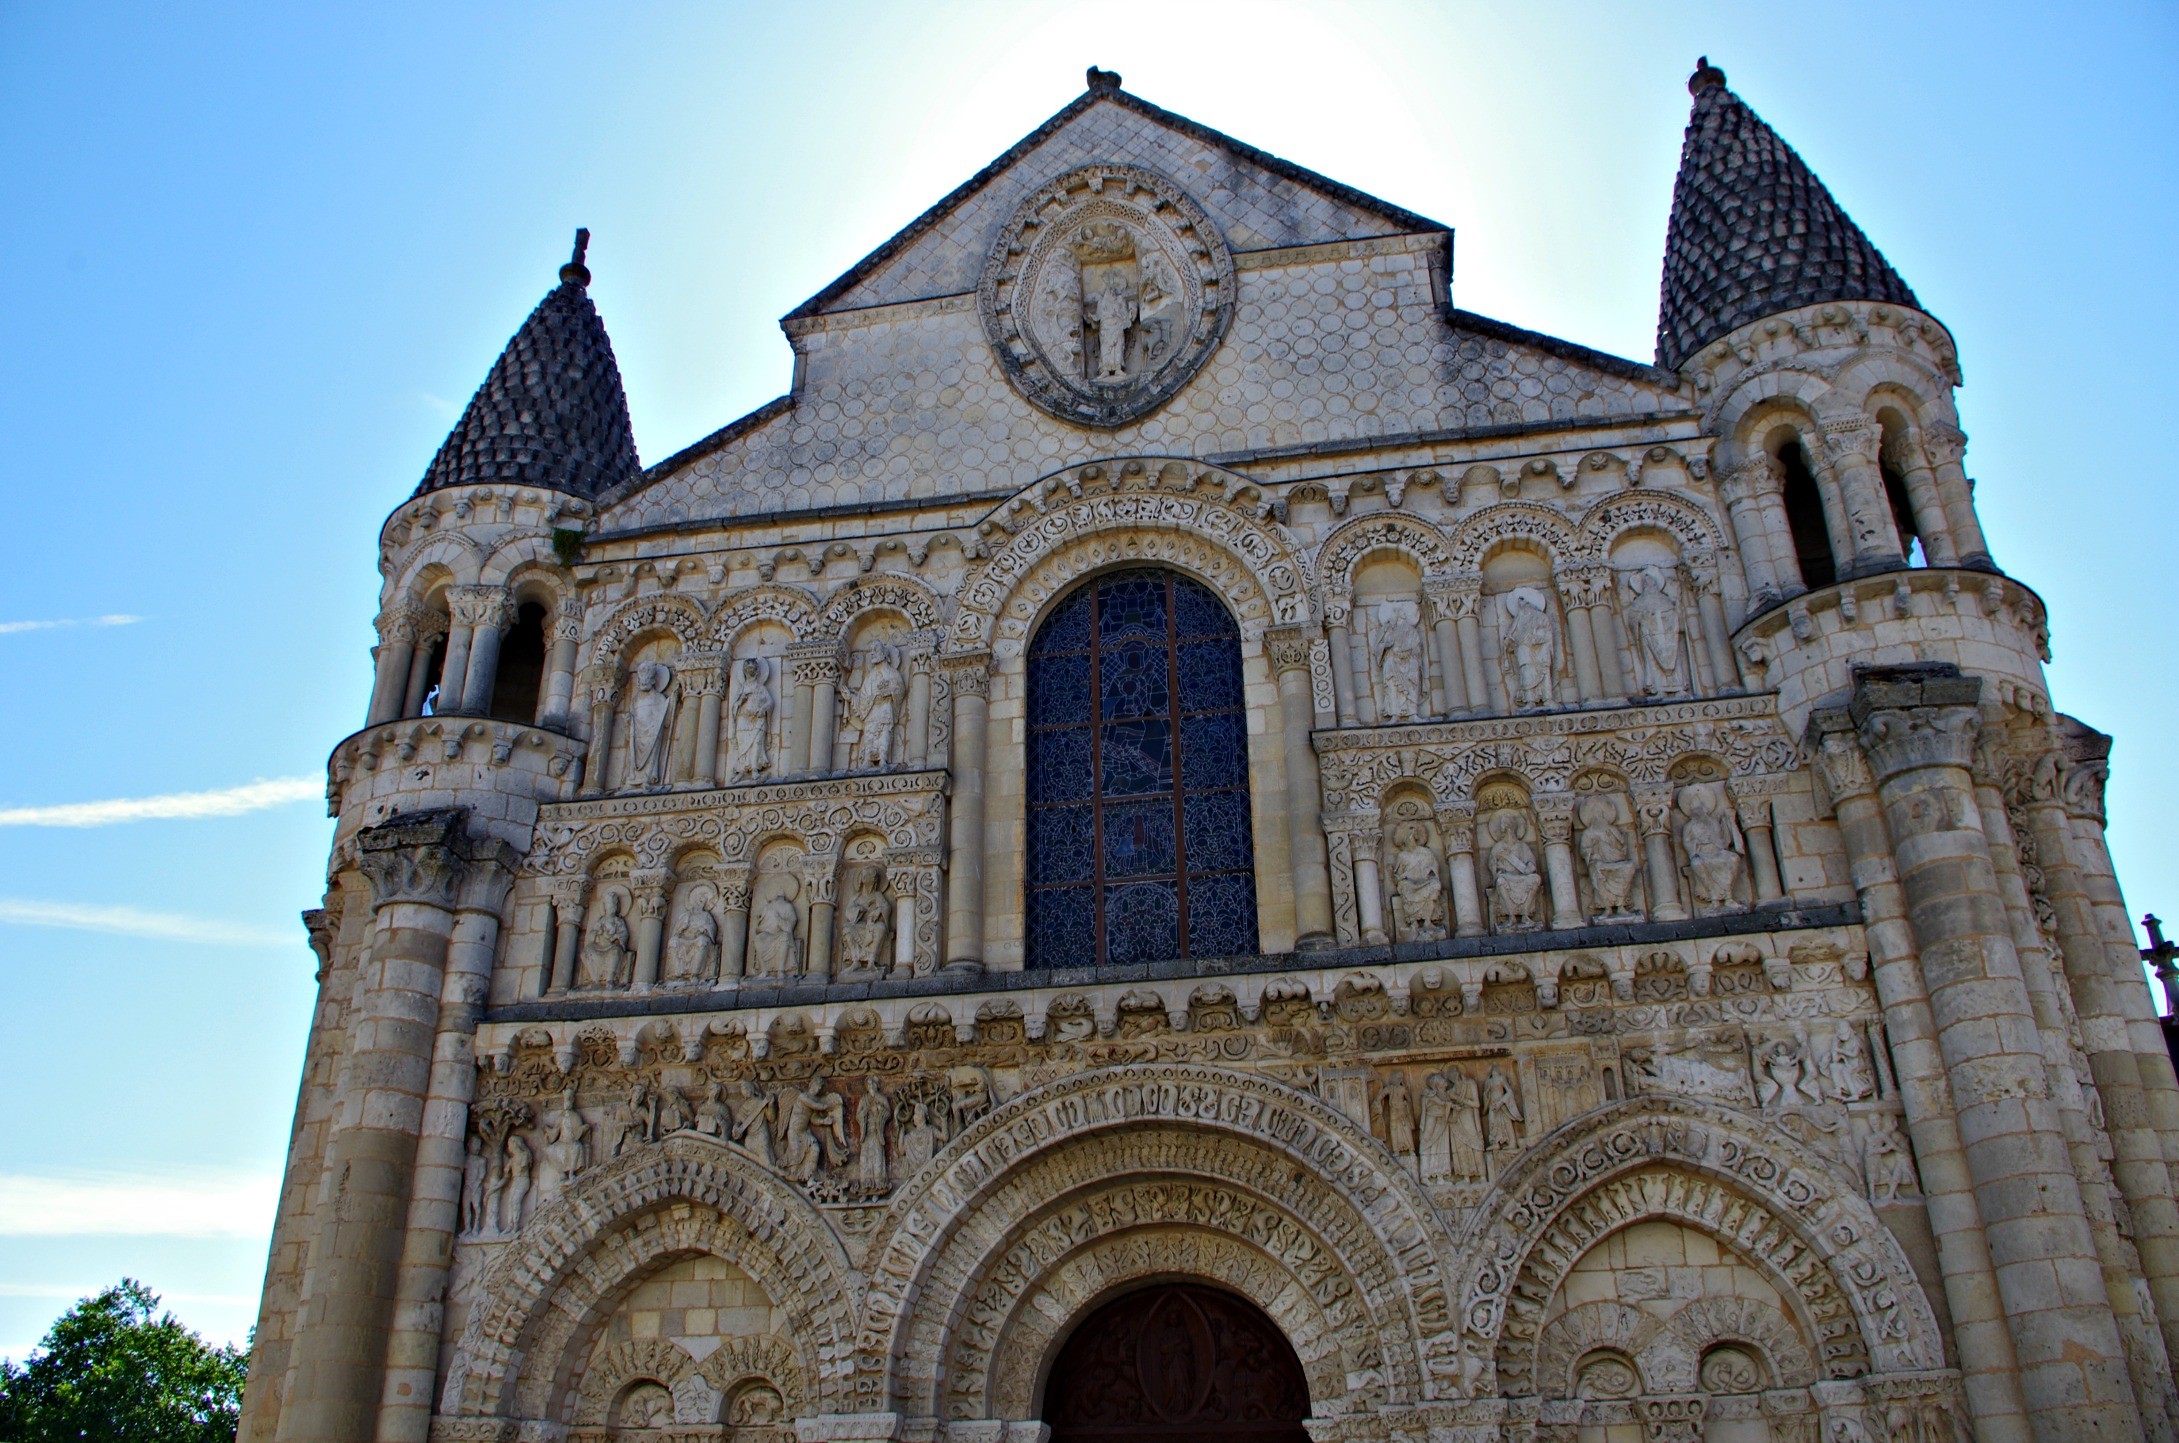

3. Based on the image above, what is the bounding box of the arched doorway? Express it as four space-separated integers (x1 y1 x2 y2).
1042 1284 1309 1443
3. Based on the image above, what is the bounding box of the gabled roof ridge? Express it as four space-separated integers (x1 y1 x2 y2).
784 70 1448 322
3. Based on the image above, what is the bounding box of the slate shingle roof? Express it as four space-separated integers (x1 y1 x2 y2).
417 232 641 500
1655 61 1919 370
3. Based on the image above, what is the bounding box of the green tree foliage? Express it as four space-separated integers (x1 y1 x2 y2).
0 1279 247 1443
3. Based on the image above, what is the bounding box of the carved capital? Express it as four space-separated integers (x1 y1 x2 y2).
786 643 842 687
302 907 336 979
1263 624 1316 676
376 600 427 647
1816 415 1881 466
1848 665 1984 780
631 868 675 910
1716 455 1779 506
717 865 753 912
447 584 514 633
1921 421 1967 468
1631 783 1676 837
2059 719 2113 826
356 807 471 912
679 652 727 696
1435 805 1476 855
1532 792 1575 842
938 652 992 698
1803 709 1876 810
1683 553 1720 597
1731 793 1773 832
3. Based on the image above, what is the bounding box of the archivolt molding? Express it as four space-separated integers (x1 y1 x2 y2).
438 1136 857 1425
1315 513 1455 620
1658 1294 1814 1392
1451 1097 1944 1398
854 1064 1462 1418
588 593 710 677
570 1338 696 1427
705 583 821 651
950 465 1310 654
387 531 488 602
1446 502 1578 573
481 534 566 590
1574 491 1726 564
812 573 946 643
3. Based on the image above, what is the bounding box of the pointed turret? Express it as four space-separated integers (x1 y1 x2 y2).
1655 60 1919 370
416 229 642 499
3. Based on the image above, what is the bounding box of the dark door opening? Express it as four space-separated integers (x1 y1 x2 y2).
1043 1284 1310 1443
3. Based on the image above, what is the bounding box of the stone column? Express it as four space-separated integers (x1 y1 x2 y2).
683 653 725 787
804 866 836 982
1449 580 1491 717
1846 666 2139 1437
545 880 584 994
274 809 473 1443
941 655 990 971
630 870 671 989
1344 621 1378 726
1267 626 1334 948
1439 807 1485 938
1351 827 1388 946
1423 582 1470 715
1804 711 2033 1443
785 659 814 776
1633 784 1687 922
1587 577 1629 702
707 866 745 984
449 586 512 716
1923 421 1995 570
806 654 841 776
367 607 418 727
1897 449 1959 566
1718 457 1797 605
1686 558 1739 693
904 650 933 767
376 838 517 1443
401 626 443 720
889 868 917 975
1732 791 1785 903
1558 568 1605 704
538 597 582 728
434 622 474 718
1818 417 1907 576
1536 795 1581 930
578 666 617 796
1325 613 1360 725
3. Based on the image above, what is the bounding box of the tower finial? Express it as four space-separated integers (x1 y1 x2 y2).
1689 56 1726 94
561 227 592 287
1086 66 1121 95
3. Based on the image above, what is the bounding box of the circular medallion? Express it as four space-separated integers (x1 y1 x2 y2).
979 165 1235 428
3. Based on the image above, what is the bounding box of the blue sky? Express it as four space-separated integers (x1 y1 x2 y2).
1 1 2172 1362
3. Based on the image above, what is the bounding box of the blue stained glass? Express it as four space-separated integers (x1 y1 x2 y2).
1185 873 1259 958
1104 882 1181 967
1178 714 1247 788
1097 575 1168 646
1177 640 1245 714
1174 581 1234 639
1029 804 1096 884
1032 589 1093 655
1099 644 1169 719
1182 791 1255 873
1027 886 1097 970
1102 798 1178 878
1027 727 1094 804
1100 718 1173 796
1029 652 1092 726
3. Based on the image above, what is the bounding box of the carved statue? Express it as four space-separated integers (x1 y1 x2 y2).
856 1077 892 1191
727 657 775 781
900 1098 942 1174
1864 1112 1919 1202
1375 1071 1418 1164
750 888 801 978
1418 1073 1455 1184
627 1080 660 1146
848 642 906 770
627 660 679 788
1484 812 1544 931
727 1079 776 1168
1372 598 1426 722
949 1065 995 1131
1089 268 1139 381
459 1133 486 1236
1621 564 1689 697
782 1076 847 1182
1575 792 1641 921
1829 1020 1877 1101
578 892 632 990
665 901 719 985
696 1081 733 1139
615 1384 673 1430
657 1084 693 1136
1482 1067 1523 1154
1755 1037 1816 1110
1676 781 1747 914
497 1130 533 1235
837 869 892 976
1448 1070 1487 1179
540 1087 589 1203
1388 824 1446 942
1499 586 1560 710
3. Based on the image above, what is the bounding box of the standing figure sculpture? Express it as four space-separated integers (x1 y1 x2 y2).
782 1076 847 1182
539 1087 589 1205
1090 270 1138 380
1675 781 1747 914
578 892 632 990
1829 1019 1877 1101
1388 824 1446 942
848 642 905 770
1373 598 1426 722
626 660 678 788
727 1079 777 1168
1621 565 1689 698
1499 587 1560 710
1482 1066 1523 1155
1418 1073 1455 1184
497 1130 534 1235
855 1077 892 1192
1449 1069 1488 1179
726 657 774 781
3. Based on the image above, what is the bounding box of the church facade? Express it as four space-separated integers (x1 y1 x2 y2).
239 64 2179 1443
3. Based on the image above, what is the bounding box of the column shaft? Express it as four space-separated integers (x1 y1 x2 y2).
402 641 439 720
1431 616 1468 715
1354 850 1387 946
1455 611 1490 718
1326 624 1358 726
1269 631 1333 947
944 666 989 969
434 626 473 715
368 638 414 727
904 664 931 767
1564 604 1603 702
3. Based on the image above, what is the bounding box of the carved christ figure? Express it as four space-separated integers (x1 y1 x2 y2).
837 870 891 976
664 901 718 985
540 1086 589 1202
1675 781 1746 914
1484 812 1543 931
856 1077 892 1191
1622 565 1688 697
848 642 905 770
1388 825 1446 942
1499 587 1559 710
627 660 678 787
1090 272 1138 380
578 892 632 990
1373 598 1426 722
727 657 774 781
750 888 800 977
1575 792 1641 921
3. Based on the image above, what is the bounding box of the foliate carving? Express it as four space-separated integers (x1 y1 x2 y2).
447 584 514 633
1265 625 1315 676
1317 513 1456 597
813 574 943 641
356 807 470 910
979 164 1234 427
1853 706 1979 781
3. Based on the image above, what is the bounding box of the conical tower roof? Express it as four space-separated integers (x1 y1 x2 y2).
416 231 641 499
1655 61 1919 370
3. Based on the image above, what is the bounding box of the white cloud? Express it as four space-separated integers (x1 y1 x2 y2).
0 1169 281 1238
0 613 142 636
0 899 292 946
0 776 318 828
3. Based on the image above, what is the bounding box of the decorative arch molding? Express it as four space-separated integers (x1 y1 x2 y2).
813 573 946 643
388 532 487 601
706 583 821 652
1446 502 1578 573
1576 492 1726 564
1450 1098 1944 1399
480 534 566 589
1315 513 1454 607
588 594 710 678
570 1338 697 1427
1658 1293 1815 1392
949 463 1310 655
438 1137 857 1425
1532 1301 1662 1399
1824 352 1958 428
854 1064 1464 1419
1712 376 1832 458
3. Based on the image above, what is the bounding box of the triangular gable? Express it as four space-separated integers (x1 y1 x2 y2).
791 75 1448 319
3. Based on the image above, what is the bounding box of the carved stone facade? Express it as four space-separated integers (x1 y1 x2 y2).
244 65 2179 1443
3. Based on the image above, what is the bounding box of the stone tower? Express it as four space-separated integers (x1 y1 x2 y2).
240 63 2179 1443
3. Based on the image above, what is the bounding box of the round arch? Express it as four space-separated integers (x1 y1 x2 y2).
588 594 709 679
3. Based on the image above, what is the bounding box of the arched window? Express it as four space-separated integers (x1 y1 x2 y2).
489 601 550 723
1026 569 1258 968
1776 439 1837 590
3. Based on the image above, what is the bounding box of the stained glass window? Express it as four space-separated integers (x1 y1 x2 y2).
1026 569 1258 968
